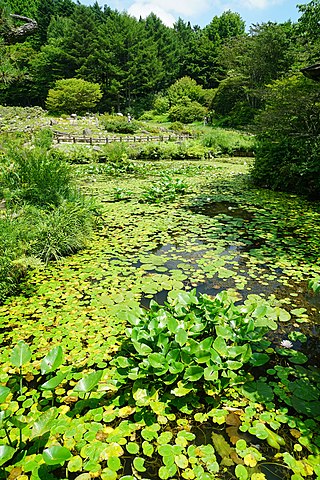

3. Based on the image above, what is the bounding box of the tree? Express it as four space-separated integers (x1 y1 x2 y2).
213 21 296 126
252 74 320 198
297 0 320 62
45 78 102 114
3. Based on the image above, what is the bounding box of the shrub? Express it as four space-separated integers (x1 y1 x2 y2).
168 99 207 124
202 128 255 155
51 145 99 164
141 175 188 203
153 94 170 114
100 114 140 134
46 78 102 115
167 77 207 106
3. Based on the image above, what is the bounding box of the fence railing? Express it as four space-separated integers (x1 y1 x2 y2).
53 133 194 144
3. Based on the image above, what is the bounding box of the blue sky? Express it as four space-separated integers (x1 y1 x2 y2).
82 0 309 28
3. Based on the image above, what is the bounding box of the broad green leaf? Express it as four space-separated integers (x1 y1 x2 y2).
204 365 219 381
11 341 31 367
159 464 177 479
0 387 10 403
74 370 103 393
175 328 188 346
142 441 154 457
184 366 204 382
108 456 122 471
175 453 188 469
31 407 58 439
148 353 167 369
40 372 66 390
41 346 63 374
101 468 117 480
288 351 308 365
242 380 274 403
42 445 71 465
249 353 270 367
167 316 178 333
213 336 228 357
0 445 15 466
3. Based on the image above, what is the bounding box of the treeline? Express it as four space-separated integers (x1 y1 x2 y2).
1 0 320 197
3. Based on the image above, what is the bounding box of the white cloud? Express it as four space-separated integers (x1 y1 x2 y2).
127 0 211 25
233 0 284 9
127 2 176 25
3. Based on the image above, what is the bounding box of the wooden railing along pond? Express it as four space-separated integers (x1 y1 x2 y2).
54 132 194 145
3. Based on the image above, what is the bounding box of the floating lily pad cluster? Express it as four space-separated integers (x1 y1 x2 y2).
0 157 320 479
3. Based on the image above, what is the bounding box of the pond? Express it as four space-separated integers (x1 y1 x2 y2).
0 158 319 479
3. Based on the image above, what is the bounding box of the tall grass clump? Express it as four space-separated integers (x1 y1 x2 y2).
0 144 74 207
202 128 255 155
0 130 96 302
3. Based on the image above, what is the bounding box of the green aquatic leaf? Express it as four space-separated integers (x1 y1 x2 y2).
235 464 249 480
249 353 270 367
40 371 66 390
175 328 188 346
41 346 63 374
43 445 72 465
133 457 146 472
0 387 10 403
67 455 83 472
11 340 31 367
126 442 139 455
108 456 122 471
213 336 228 357
184 366 204 382
0 445 15 466
31 407 58 439
74 370 103 393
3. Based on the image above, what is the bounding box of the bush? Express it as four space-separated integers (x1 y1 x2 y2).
141 175 188 203
0 200 94 301
51 145 99 164
168 99 207 124
252 136 320 198
46 78 102 115
100 114 140 134
202 128 255 155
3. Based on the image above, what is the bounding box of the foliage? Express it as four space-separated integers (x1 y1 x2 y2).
99 114 140 134
141 175 188 203
0 143 74 207
113 289 275 397
167 76 207 107
202 128 255 155
252 74 320 198
46 78 102 114
51 145 99 164
0 285 320 479
168 98 207 124
0 133 95 301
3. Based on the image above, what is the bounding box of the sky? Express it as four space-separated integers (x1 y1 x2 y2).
81 0 309 29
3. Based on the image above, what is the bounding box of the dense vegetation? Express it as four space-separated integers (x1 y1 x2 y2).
0 1 320 478
1 0 320 196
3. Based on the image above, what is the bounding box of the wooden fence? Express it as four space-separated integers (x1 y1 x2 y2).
53 133 194 145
